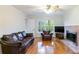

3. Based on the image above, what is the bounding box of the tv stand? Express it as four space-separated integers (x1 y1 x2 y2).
56 32 64 39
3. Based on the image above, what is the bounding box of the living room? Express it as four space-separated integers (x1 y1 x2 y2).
0 5 79 54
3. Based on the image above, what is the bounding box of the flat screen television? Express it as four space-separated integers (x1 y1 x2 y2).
55 26 64 33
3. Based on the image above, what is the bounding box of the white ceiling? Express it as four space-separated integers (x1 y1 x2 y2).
13 5 76 18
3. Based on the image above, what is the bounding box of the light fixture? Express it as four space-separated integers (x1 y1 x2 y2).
43 5 60 14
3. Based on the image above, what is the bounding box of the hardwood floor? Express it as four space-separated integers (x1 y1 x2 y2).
26 37 74 54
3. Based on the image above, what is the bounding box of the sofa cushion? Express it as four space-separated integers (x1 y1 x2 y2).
17 32 23 41
12 34 18 41
21 31 26 37
21 38 33 47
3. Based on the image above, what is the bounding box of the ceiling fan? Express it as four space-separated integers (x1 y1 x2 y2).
43 5 61 14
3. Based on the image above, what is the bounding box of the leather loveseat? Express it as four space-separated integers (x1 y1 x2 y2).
41 31 53 41
0 31 34 54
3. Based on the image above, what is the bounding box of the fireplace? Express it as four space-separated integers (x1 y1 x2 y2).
66 30 77 44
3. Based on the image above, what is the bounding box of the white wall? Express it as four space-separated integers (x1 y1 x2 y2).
25 19 36 33
64 6 79 26
0 6 65 38
0 6 27 37
0 6 27 53
64 6 79 46
25 13 64 37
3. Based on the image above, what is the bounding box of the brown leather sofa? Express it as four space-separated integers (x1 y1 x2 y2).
0 31 34 54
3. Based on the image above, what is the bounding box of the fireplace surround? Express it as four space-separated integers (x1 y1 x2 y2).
66 30 77 45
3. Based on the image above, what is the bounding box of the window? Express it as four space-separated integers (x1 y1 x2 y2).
38 20 53 32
